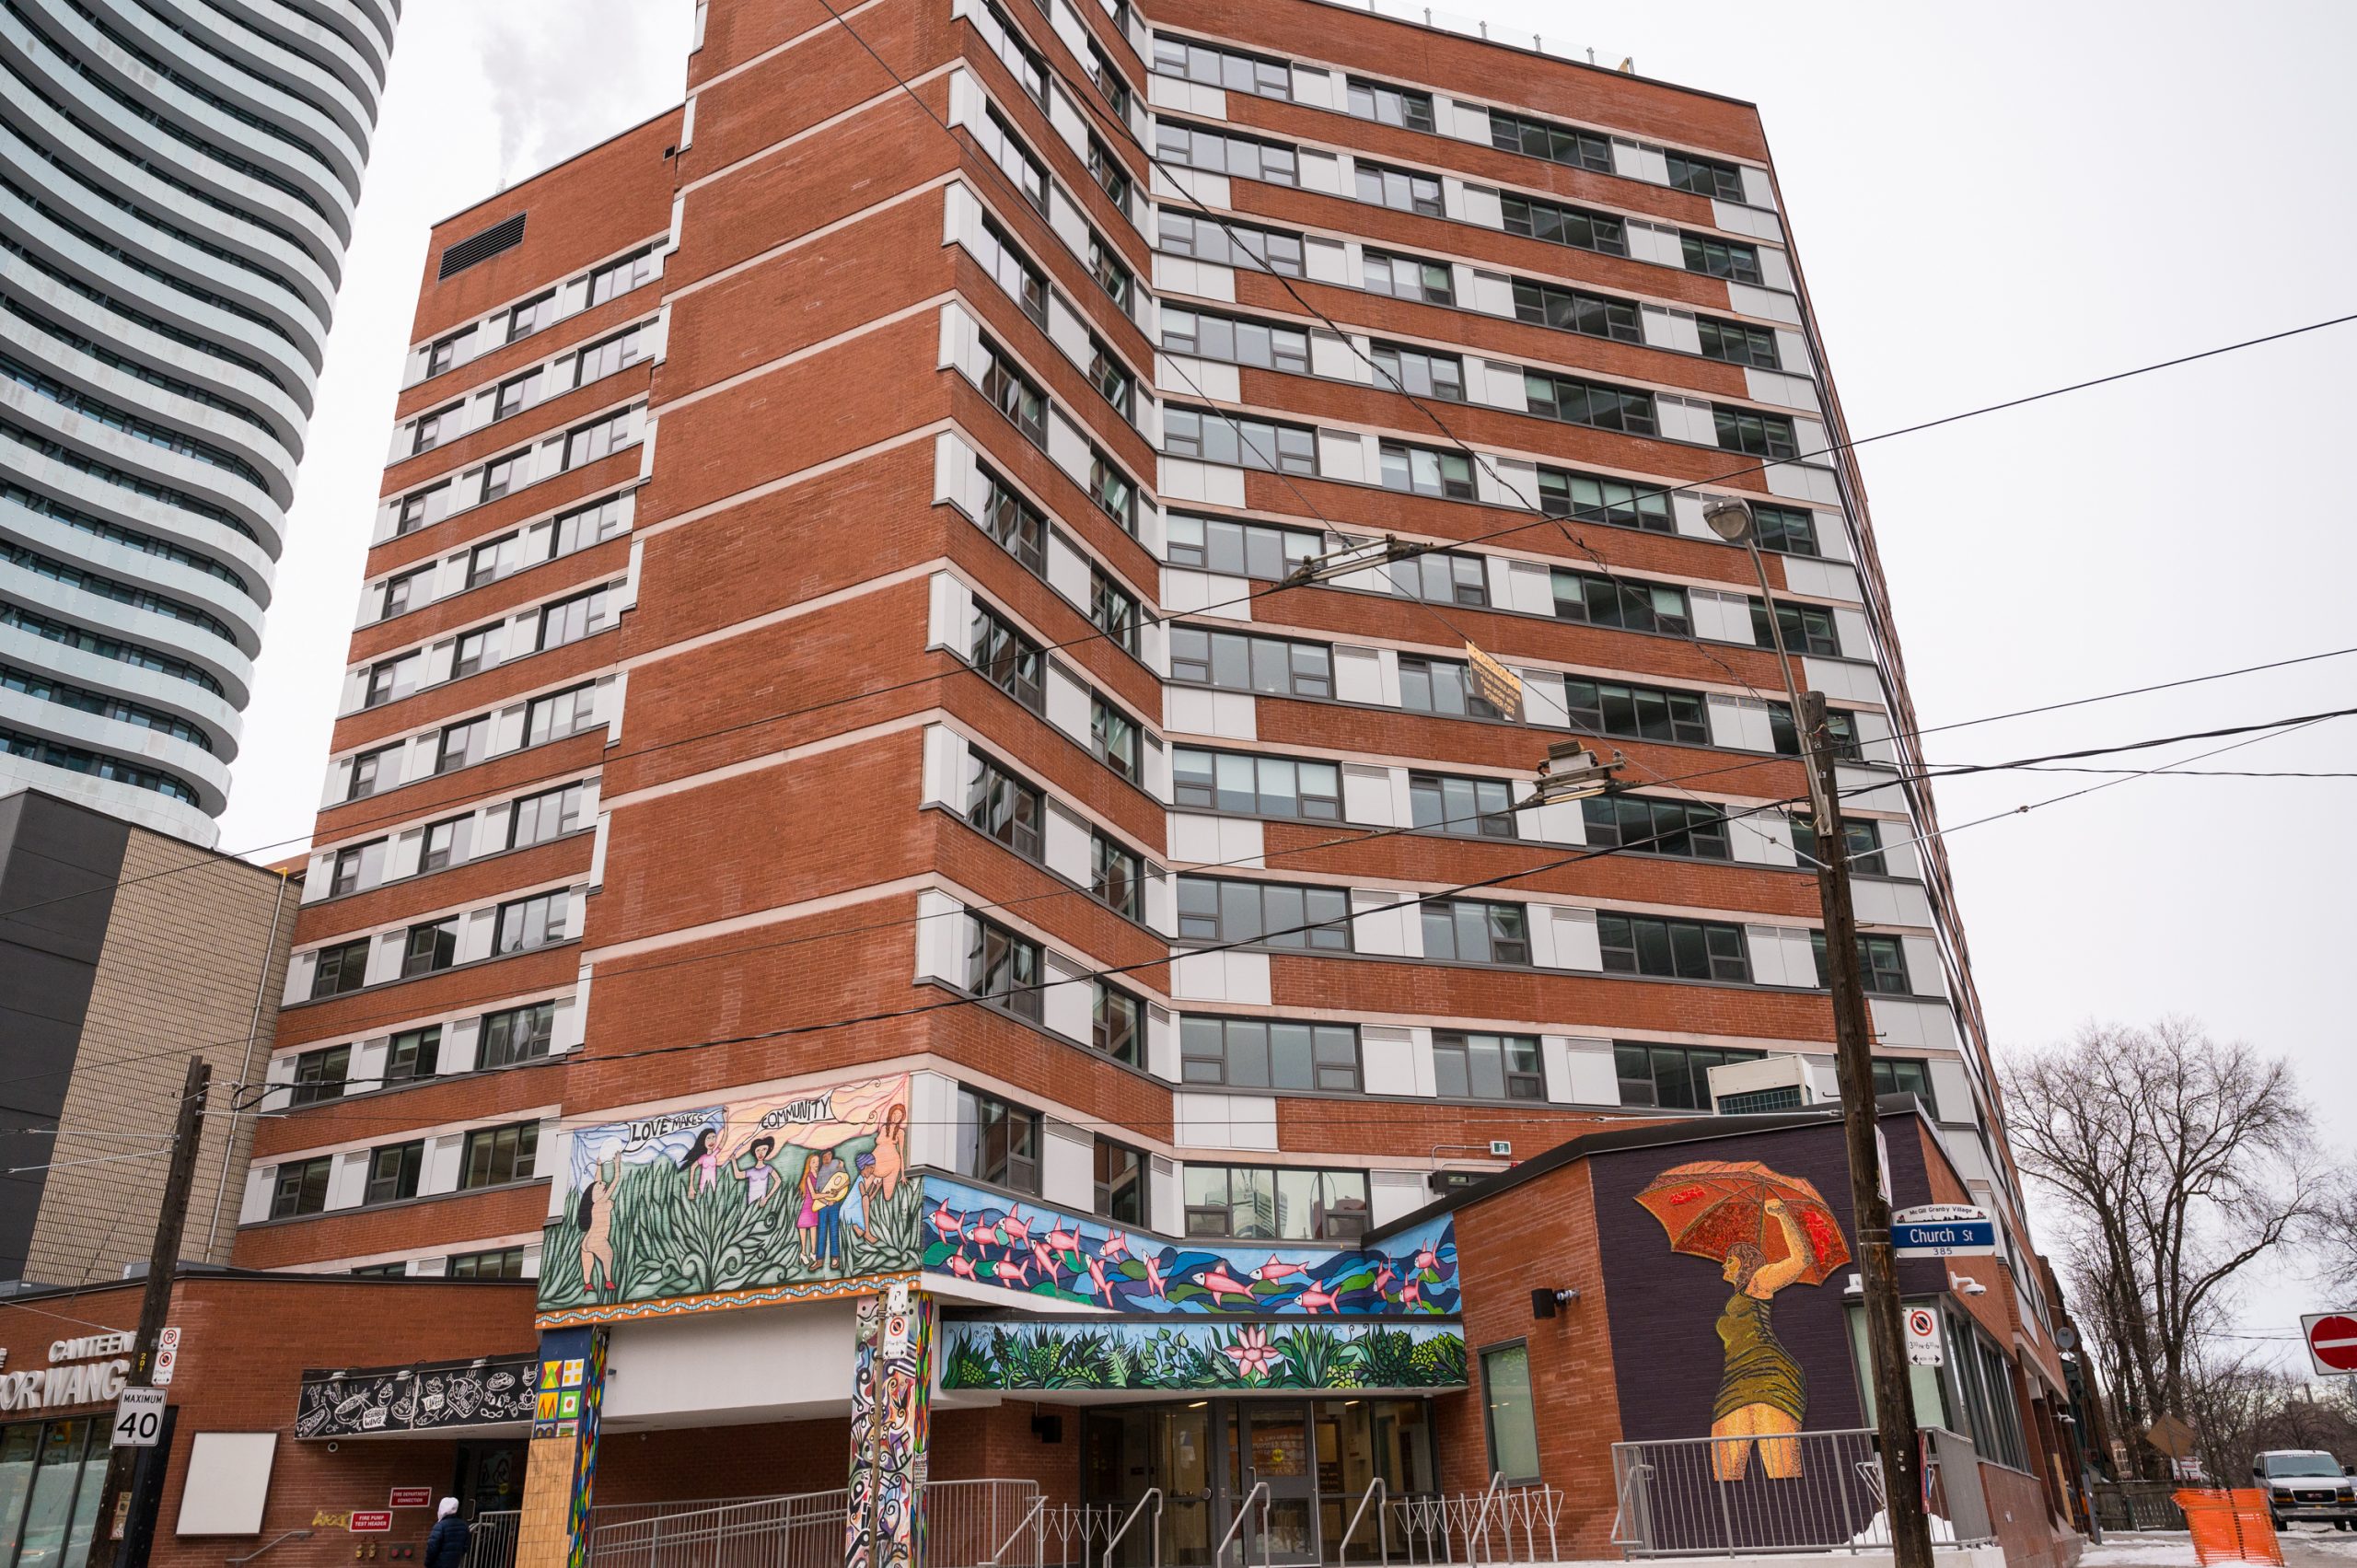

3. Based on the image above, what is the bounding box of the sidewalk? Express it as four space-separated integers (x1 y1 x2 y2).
2081 1526 2357 1568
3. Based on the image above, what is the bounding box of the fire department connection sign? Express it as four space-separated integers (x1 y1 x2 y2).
2303 1313 2357 1376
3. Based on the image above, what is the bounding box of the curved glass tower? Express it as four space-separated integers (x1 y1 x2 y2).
0 0 398 844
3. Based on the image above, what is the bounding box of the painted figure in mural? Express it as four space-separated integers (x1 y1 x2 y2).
575 1158 622 1297
731 1136 780 1207
865 1104 907 1201
809 1148 853 1271
1712 1198 1811 1481
680 1127 723 1195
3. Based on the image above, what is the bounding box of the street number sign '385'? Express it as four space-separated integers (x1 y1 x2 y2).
111 1388 164 1447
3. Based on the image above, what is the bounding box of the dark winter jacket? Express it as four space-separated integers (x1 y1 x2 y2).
424 1515 470 1568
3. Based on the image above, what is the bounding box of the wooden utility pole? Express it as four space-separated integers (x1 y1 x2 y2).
87 1056 210 1568
1800 690 1933 1568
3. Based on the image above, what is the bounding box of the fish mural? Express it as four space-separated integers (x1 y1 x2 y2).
940 1318 1469 1391
920 1178 1458 1317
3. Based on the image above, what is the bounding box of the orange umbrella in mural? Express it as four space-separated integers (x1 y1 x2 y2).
1635 1161 1852 1284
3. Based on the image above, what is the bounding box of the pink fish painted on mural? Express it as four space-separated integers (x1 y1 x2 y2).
999 1212 1032 1246
992 1258 1032 1288
964 1220 1003 1248
1255 1257 1307 1283
1101 1231 1131 1263
1412 1244 1442 1274
1139 1254 1167 1298
1195 1266 1258 1306
1372 1266 1398 1299
944 1254 979 1282
1030 1239 1057 1278
1084 1255 1111 1300
1295 1285 1339 1314
1045 1221 1083 1253
1402 1277 1423 1309
927 1206 965 1242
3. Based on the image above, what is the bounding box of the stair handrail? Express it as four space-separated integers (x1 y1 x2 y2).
1213 1481 1270 1568
226 1529 314 1565
1101 1487 1163 1568
982 1494 1048 1567
1339 1477 1388 1568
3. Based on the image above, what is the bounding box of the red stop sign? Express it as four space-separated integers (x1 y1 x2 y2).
2310 1315 2357 1371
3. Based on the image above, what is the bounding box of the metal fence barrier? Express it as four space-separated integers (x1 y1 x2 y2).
1611 1426 1997 1557
1390 1477 1562 1566
471 1510 520 1568
2091 1482 2189 1532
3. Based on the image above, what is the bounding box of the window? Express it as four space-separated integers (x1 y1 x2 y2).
394 489 437 536
1696 318 1781 368
310 937 371 998
451 623 494 679
1875 1057 1933 1101
385 1026 441 1084
270 1156 332 1218
509 783 589 848
1167 628 1332 699
1087 340 1134 420
1387 550 1486 605
525 683 598 746
972 215 1047 324
1434 1032 1544 1100
401 917 459 977
1682 233 1762 284
1564 678 1711 745
955 1087 1040 1192
1667 153 1746 201
1526 371 1655 436
1378 442 1473 499
479 453 522 504
411 403 461 456
1176 877 1351 950
1151 36 1290 99
968 605 1043 712
1769 703 1860 761
1811 933 1912 995
350 1262 408 1279
1360 250 1453 304
586 245 659 307
459 1121 539 1188
1490 110 1611 172
980 109 1048 210
506 291 553 339
1752 504 1820 557
1083 569 1140 658
380 566 430 619
1095 1139 1144 1223
964 916 1042 1019
974 468 1045 573
963 751 1043 860
288 1044 349 1106
1715 407 1799 460
1346 78 1434 131
425 331 468 377
564 409 636 468
979 342 1047 446
1399 656 1502 720
1751 598 1840 656
328 841 381 897
1180 1016 1359 1092
1087 130 1131 202
1090 697 1138 780
494 890 571 954
1790 815 1887 876
576 325 650 383
1538 469 1671 533
1093 982 1142 1064
1154 122 1296 185
1501 195 1627 256
1597 912 1750 982
1409 774 1515 838
1156 213 1305 275
1185 1166 1367 1241
1512 279 1642 343
437 715 490 772
1088 234 1133 308
1422 900 1530 965
480 1001 556 1068
1583 795 1730 859
538 585 617 650
1165 514 1318 580
465 538 505 589
1161 308 1310 375
1163 408 1316 474
1551 572 1689 635
1370 343 1462 401
1614 1041 1765 1109
493 373 535 421
1090 834 1141 919
1174 747 1341 819
1088 450 1138 532
448 1247 526 1280
1482 1344 1540 1481
973 1 1045 99
1354 161 1442 215
364 1141 424 1204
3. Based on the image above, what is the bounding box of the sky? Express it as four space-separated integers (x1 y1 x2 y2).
225 1 2356 1351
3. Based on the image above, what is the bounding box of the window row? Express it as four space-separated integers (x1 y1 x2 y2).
304 889 577 1000
283 1001 561 1107
265 1121 540 1220
341 679 606 804
321 781 592 899
373 494 631 622
960 603 1145 782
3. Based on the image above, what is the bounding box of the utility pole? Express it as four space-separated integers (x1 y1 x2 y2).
1801 689 1933 1568
88 1056 211 1568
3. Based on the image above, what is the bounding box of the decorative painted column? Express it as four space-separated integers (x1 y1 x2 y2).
516 1326 609 1568
845 1285 935 1568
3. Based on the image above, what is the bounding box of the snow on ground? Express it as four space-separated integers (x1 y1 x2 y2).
2077 1537 2200 1568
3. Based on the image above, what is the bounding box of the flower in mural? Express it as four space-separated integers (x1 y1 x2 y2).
1223 1324 1278 1382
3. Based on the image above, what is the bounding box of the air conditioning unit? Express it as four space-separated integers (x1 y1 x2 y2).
1709 1054 1840 1115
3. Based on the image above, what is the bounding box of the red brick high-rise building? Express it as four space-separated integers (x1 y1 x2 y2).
232 0 2076 1562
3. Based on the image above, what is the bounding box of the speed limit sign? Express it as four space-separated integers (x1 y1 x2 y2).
112 1388 165 1447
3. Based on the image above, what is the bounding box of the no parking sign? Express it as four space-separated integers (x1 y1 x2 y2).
1904 1306 1942 1366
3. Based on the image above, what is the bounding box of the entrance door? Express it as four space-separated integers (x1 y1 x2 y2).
1234 1404 1318 1566
1159 1405 1215 1567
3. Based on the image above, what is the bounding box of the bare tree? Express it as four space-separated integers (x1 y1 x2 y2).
2003 1018 2320 1469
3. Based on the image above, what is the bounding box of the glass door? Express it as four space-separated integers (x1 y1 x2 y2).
1236 1404 1319 1566
1159 1404 1215 1567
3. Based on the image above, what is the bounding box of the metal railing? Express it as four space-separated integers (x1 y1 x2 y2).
1611 1426 1997 1557
1212 1482 1270 1568
1339 1479 1389 1568
591 1488 852 1568
1392 1477 1562 1566
1101 1490 1162 1568
2091 1481 2189 1532
471 1511 519 1568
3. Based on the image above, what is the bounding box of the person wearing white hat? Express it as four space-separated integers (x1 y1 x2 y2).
425 1499 470 1568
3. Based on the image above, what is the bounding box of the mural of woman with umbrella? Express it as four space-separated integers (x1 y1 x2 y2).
1635 1160 1852 1483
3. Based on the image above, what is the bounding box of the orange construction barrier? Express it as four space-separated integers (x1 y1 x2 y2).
2174 1490 2285 1568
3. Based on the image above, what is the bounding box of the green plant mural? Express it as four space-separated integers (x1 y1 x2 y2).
938 1319 1468 1391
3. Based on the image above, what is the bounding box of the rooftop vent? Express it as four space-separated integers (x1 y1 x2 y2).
437 213 526 279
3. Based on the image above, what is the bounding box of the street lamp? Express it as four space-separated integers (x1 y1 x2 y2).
1522 741 1620 808
1701 496 1828 830
1278 535 1422 588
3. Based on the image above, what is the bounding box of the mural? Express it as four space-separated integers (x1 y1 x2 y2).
921 1178 1457 1317
1634 1160 1852 1481
847 1294 935 1568
940 1318 1468 1391
538 1074 922 1315
295 1353 537 1438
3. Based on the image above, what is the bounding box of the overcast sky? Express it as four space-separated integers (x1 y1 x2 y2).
230 1 2356 1355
